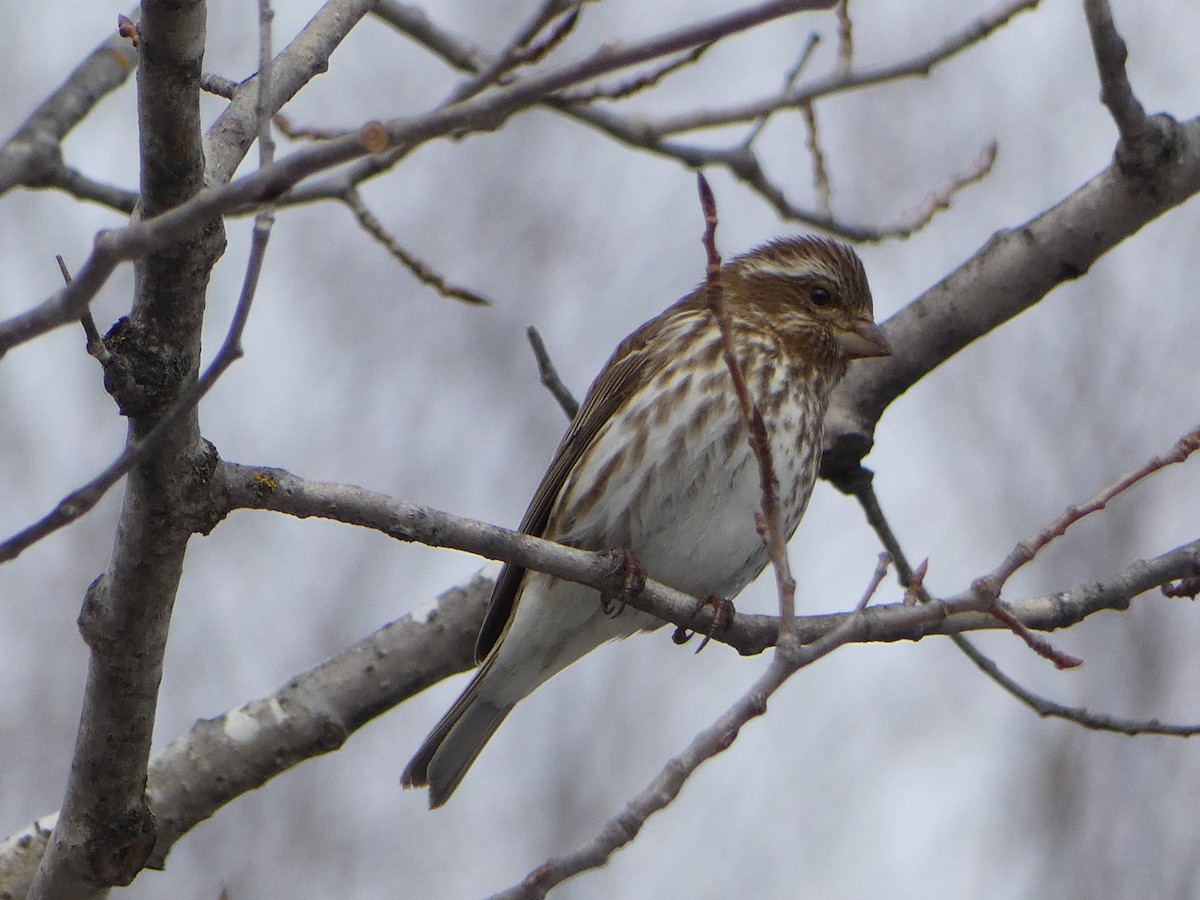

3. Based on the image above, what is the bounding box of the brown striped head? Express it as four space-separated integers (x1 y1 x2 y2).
725 236 889 362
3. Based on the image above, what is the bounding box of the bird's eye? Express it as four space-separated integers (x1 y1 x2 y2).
809 286 834 307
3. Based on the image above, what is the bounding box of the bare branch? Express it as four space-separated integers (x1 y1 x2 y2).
445 0 583 105
697 174 797 625
493 518 1199 896
46 166 138 214
953 636 1200 737
741 32 821 148
313 2 1020 239
556 42 713 104
976 423 1200 597
0 0 837 357
341 190 491 305
857 552 892 611
842 454 1200 736
29 0 218 891
654 0 1041 136
821 113 1200 477
800 101 831 216
526 326 580 419
0 21 137 203
211 454 1200 659
56 256 109 364
6 531 1194 896
492 620 862 898
372 0 489 72
203 0 376 184
986 604 1083 670
1083 0 1147 146
201 72 239 99
834 0 853 70
887 141 998 233
0 213 273 566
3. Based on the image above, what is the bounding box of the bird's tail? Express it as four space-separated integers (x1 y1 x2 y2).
401 659 514 808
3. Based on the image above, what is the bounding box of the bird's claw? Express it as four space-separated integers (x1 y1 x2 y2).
672 594 735 653
600 547 646 617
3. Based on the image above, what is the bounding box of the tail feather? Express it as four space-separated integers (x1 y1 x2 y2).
401 661 514 808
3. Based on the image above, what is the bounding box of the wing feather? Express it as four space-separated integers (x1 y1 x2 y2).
474 292 702 661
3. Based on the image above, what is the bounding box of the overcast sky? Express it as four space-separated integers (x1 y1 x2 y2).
3 2 1200 898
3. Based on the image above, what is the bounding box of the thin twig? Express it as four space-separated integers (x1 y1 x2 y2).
341 189 490 305
856 552 892 610
58 256 109 363
655 0 1040 137
335 0 1018 241
904 558 928 606
888 142 998 234
987 605 1082 670
4 1 834 358
526 326 579 419
843 442 1200 734
47 167 138 214
741 32 820 148
372 0 489 71
272 112 353 143
257 0 276 170
835 0 853 70
0 205 275 567
800 101 831 216
977 423 1200 597
953 636 1200 736
696 172 796 626
445 0 581 105
556 43 714 104
492 611 869 899
510 3 581 69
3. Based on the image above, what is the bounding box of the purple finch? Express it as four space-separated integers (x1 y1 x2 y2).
403 236 889 807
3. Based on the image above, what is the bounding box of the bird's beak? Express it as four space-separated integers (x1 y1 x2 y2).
835 317 891 359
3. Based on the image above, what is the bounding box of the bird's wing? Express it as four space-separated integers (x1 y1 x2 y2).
474 298 701 661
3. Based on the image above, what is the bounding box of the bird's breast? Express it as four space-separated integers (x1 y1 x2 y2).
553 341 828 599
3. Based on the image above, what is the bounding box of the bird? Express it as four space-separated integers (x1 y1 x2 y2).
402 235 889 807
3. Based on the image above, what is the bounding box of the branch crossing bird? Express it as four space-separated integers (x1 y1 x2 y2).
402 236 890 807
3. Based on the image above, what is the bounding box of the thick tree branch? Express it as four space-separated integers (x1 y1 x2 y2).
491 536 1200 896
28 0 216 895
819 113 1200 480
211 461 1200 655
0 19 137 201
6 533 1194 894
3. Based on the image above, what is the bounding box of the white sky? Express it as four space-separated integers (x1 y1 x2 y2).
2 1 1199 898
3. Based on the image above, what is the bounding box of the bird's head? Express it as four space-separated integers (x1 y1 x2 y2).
726 236 890 362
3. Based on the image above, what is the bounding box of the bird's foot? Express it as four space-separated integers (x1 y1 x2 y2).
671 594 735 653
600 547 646 617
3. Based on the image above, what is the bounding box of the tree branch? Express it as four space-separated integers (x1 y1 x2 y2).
8 532 1195 895
29 0 218 894
819 112 1200 481
0 0 837 358
0 18 138 202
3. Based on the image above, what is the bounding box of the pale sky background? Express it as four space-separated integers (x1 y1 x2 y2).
2 2 1200 898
